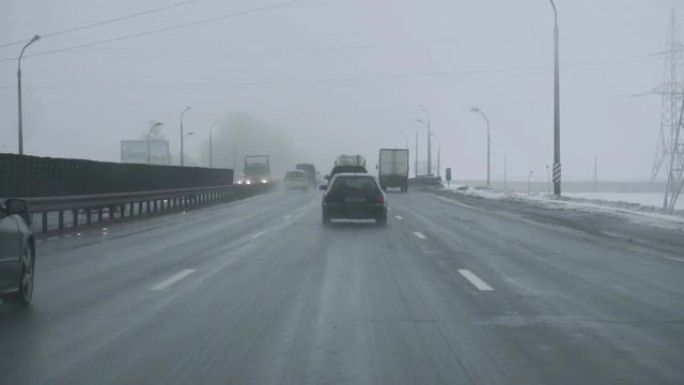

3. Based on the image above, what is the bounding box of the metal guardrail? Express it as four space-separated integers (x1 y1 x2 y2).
409 176 443 188
22 183 273 234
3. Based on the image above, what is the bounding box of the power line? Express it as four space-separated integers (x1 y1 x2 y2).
0 1 300 64
17 41 454 60
0 0 199 49
0 54 663 92
0 64 553 92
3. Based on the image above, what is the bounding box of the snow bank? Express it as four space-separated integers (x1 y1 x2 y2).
564 192 684 211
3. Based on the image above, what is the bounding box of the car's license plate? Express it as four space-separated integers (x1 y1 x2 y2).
345 197 365 203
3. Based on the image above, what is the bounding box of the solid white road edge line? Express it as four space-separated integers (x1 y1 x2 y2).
396 215 403 220
458 269 494 291
413 231 427 240
151 269 196 291
434 195 476 209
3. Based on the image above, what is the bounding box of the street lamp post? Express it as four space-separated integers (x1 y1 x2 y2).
147 122 163 164
471 107 491 188
17 35 40 155
418 105 432 176
209 120 222 168
430 132 441 178
411 120 422 177
415 130 419 177
183 131 194 165
549 0 562 196
180 107 191 166
594 154 598 192
504 154 508 191
528 170 534 195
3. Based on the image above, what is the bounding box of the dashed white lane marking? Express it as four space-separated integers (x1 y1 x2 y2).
284 215 292 220
662 256 684 264
602 231 623 238
395 215 403 220
458 269 494 291
250 231 267 240
498 212 524 220
413 232 427 240
151 269 196 291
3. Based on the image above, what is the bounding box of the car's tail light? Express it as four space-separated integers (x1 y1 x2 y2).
376 193 385 204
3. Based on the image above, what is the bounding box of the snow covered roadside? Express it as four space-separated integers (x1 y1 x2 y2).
564 192 684 211
442 185 684 231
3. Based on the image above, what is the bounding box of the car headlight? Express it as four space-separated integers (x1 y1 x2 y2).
237 180 243 184
246 180 251 185
261 179 268 184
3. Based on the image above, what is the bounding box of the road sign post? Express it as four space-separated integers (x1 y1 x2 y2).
446 168 452 187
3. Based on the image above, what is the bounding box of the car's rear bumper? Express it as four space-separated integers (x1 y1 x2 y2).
323 203 386 219
285 183 309 190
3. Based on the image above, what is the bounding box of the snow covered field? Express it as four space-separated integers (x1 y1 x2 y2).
446 185 683 211
443 185 684 230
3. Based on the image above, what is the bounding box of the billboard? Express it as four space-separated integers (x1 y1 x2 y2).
121 140 170 165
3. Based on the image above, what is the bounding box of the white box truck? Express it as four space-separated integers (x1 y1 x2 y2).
378 149 409 192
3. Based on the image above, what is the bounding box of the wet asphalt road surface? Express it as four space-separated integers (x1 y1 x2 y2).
1 189 683 384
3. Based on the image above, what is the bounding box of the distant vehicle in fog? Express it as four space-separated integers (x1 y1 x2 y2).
320 173 388 226
335 154 366 167
378 148 409 192
284 170 309 191
325 154 368 183
237 155 270 185
326 164 368 183
295 163 317 186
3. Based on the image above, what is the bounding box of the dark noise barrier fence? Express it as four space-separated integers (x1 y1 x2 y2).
0 154 274 234
0 154 233 197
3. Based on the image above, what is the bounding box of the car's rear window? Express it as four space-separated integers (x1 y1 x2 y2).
331 176 378 193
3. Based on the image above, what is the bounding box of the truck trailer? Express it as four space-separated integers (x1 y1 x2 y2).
378 148 409 192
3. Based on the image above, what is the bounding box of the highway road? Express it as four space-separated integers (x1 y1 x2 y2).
1 188 683 384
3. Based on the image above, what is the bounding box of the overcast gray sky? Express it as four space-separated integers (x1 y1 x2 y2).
1 0 683 181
